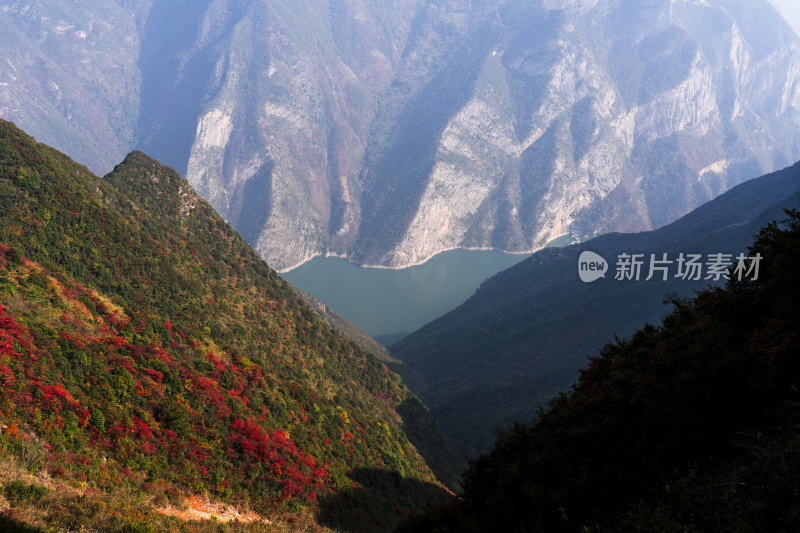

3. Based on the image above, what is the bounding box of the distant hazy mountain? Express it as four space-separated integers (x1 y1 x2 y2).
0 0 148 174
2 0 800 270
391 161 800 453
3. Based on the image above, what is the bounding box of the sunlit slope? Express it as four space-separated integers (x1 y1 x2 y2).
0 119 450 531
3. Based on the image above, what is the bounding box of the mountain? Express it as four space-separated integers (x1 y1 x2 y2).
391 161 800 453
3 0 800 271
0 119 454 532
0 0 148 174
398 208 800 532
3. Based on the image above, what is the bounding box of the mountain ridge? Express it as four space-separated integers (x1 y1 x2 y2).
398 206 800 532
391 159 800 453
0 119 453 531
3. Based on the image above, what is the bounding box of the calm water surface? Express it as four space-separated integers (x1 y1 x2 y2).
282 249 528 340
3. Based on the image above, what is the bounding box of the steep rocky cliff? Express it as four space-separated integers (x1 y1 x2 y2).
354 0 800 268
2 0 800 270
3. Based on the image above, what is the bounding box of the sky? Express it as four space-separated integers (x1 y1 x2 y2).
769 0 800 38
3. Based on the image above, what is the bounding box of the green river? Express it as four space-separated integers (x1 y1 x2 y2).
282 249 528 343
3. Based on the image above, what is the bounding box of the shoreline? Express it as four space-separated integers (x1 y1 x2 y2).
275 245 543 274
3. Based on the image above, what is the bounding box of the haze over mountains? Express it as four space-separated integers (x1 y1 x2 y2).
2 0 800 271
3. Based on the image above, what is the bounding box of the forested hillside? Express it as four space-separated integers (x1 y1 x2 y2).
392 161 800 453
0 120 450 532
400 209 800 532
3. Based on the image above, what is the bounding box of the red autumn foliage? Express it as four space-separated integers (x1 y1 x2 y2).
31 381 83 412
229 417 328 502
142 368 164 382
0 305 30 358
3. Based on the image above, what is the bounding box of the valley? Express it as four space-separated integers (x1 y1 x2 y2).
2 0 800 530
392 161 800 452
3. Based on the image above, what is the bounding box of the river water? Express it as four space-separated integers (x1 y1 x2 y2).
282 249 529 343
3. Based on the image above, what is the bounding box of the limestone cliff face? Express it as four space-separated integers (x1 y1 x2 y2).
3 0 800 271
169 0 432 270
360 0 800 267
175 0 800 270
